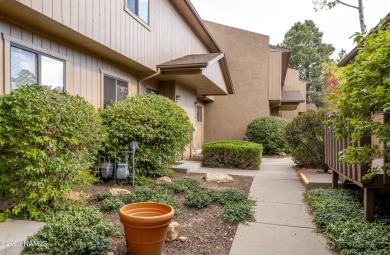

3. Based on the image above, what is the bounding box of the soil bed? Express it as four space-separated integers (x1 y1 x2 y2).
84 172 254 255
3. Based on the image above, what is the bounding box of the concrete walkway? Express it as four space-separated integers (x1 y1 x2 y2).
229 157 336 255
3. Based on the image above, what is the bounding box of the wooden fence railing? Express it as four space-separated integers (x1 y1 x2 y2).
324 113 389 221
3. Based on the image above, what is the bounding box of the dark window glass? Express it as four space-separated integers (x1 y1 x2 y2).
146 88 158 95
196 105 202 122
127 0 149 24
104 75 128 107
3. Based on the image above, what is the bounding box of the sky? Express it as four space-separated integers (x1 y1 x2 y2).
190 0 390 59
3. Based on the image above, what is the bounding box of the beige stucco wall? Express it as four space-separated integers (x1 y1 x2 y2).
204 22 270 142
280 68 307 119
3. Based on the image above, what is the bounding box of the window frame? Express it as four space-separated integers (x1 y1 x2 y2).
102 73 129 108
10 43 66 92
124 0 151 29
196 105 203 123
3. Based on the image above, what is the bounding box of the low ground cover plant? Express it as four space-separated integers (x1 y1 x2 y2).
0 85 105 220
246 117 289 155
24 206 115 255
285 110 326 168
306 189 390 255
100 93 192 177
202 140 263 169
95 179 255 224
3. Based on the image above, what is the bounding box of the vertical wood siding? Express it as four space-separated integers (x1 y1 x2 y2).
16 0 210 70
0 18 138 108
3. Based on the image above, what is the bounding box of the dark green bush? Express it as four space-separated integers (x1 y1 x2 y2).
246 117 289 154
100 198 124 213
213 189 249 205
25 206 115 255
184 188 214 208
0 85 105 219
94 191 112 201
306 189 390 255
202 140 263 169
223 200 256 223
285 110 326 168
100 94 192 177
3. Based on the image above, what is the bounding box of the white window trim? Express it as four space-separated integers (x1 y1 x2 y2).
124 0 151 30
2 33 68 94
100 68 130 108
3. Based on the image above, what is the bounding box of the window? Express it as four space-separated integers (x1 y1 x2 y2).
11 45 65 91
104 75 128 107
126 0 149 24
146 88 158 95
196 105 202 122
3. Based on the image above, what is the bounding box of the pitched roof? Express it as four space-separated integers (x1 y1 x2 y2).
306 103 318 111
157 53 224 69
281 90 305 103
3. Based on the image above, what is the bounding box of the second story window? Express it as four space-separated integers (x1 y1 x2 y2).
127 0 149 24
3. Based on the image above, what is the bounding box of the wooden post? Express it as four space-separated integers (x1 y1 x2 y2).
332 170 339 189
364 188 374 222
384 112 390 184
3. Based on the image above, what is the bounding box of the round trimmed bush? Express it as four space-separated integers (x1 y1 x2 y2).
246 117 289 154
100 93 192 177
0 85 105 219
285 110 326 168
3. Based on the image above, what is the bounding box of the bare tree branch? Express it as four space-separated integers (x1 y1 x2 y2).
336 0 359 9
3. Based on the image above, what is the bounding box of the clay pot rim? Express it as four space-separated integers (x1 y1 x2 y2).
119 202 174 224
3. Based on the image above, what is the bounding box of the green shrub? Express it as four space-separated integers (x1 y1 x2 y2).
285 110 326 168
246 117 289 154
94 191 112 201
306 189 390 255
100 94 192 177
100 198 124 213
0 85 105 219
223 200 256 223
202 140 263 169
184 188 214 208
119 186 178 211
24 206 115 255
213 189 249 205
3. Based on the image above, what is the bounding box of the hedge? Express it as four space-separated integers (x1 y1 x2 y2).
202 140 263 170
246 117 289 155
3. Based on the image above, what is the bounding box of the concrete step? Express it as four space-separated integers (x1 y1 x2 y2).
0 219 46 255
299 173 342 190
171 161 202 173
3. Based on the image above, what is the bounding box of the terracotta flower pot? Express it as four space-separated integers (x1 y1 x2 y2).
119 202 174 255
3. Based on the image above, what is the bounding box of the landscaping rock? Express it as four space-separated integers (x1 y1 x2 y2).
107 252 114 255
179 236 189 242
156 176 172 185
109 188 131 196
204 173 234 183
166 221 180 241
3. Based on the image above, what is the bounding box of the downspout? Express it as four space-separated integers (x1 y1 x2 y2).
137 68 161 94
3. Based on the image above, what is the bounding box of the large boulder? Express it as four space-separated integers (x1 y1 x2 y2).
204 173 234 183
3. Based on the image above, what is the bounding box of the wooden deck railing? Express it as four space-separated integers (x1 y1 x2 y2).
324 113 389 221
